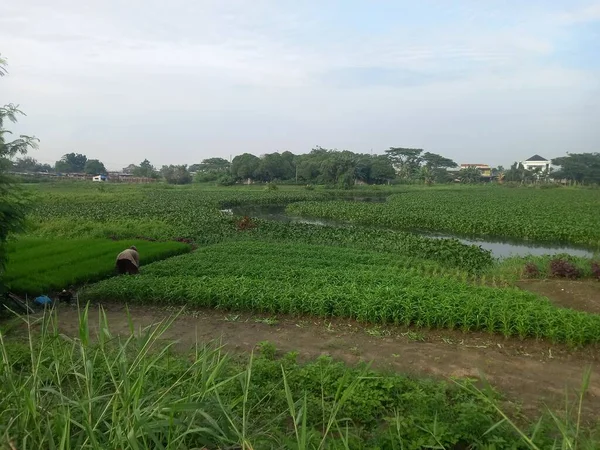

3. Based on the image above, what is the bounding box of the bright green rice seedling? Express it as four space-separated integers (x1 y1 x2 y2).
3 238 190 295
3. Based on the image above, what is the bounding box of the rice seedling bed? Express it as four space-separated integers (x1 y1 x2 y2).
3 238 191 295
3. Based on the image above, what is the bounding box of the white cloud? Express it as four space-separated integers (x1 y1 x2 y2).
555 2 600 24
1 0 598 169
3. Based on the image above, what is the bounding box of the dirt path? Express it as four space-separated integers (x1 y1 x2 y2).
48 302 600 418
518 279 600 314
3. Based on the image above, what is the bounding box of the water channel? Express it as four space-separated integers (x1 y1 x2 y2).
222 202 596 259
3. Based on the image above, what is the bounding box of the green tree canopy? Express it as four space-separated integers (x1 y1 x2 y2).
84 159 107 175
369 155 396 184
11 156 51 173
231 153 260 180
552 153 600 184
457 167 482 184
422 152 457 169
55 153 87 173
385 147 423 180
160 165 192 184
255 152 295 182
1 55 39 284
132 159 158 178
504 162 533 183
190 157 230 173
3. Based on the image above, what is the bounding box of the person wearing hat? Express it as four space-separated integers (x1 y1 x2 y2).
115 246 140 275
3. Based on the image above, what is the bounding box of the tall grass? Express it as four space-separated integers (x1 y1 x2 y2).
4 305 594 448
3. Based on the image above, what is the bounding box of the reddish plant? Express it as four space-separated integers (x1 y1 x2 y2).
173 237 194 244
549 258 581 279
236 216 256 231
522 262 540 278
592 262 600 280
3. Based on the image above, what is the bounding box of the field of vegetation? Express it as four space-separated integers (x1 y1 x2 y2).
2 182 600 448
84 240 600 345
3 238 190 295
287 187 600 247
4 309 586 450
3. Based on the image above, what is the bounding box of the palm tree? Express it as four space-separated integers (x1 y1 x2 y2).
458 167 481 184
420 166 434 186
492 166 505 183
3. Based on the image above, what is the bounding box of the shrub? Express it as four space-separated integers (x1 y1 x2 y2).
236 216 256 231
549 258 581 279
217 174 236 186
264 182 278 191
523 262 540 278
592 262 600 280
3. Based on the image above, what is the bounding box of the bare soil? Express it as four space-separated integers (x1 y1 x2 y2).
517 279 600 314
43 299 600 419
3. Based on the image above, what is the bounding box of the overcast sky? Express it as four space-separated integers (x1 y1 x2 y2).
1 1 599 170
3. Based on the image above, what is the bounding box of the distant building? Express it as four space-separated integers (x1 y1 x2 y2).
460 164 491 178
522 155 549 172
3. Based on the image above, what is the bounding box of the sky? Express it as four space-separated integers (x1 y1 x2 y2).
1 0 599 171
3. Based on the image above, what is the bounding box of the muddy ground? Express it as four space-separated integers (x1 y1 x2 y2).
12 279 600 419
517 279 600 314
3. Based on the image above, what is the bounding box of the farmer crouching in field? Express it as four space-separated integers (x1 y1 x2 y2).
116 246 140 275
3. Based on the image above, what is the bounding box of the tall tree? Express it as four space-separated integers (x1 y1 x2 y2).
369 155 396 184
11 156 47 172
421 152 457 184
55 153 87 173
457 167 482 184
1 55 39 287
385 147 423 180
319 152 356 188
231 153 260 180
255 152 295 181
132 159 158 178
193 157 230 172
160 165 192 184
504 162 532 183
422 152 457 169
552 153 600 184
84 159 107 175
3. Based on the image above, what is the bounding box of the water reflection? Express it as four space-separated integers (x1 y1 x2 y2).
421 233 594 259
222 204 596 259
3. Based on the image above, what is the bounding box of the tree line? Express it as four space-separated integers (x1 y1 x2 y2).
9 147 600 186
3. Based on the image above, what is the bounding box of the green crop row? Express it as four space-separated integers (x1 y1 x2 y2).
247 220 494 273
27 186 340 244
25 184 495 272
3 238 191 296
83 241 600 345
286 187 600 247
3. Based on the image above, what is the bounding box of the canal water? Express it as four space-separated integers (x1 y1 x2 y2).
222 203 596 259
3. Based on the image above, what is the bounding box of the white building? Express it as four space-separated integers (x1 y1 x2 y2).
522 155 550 172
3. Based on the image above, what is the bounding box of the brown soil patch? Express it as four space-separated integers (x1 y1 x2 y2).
30 302 600 419
518 279 600 313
